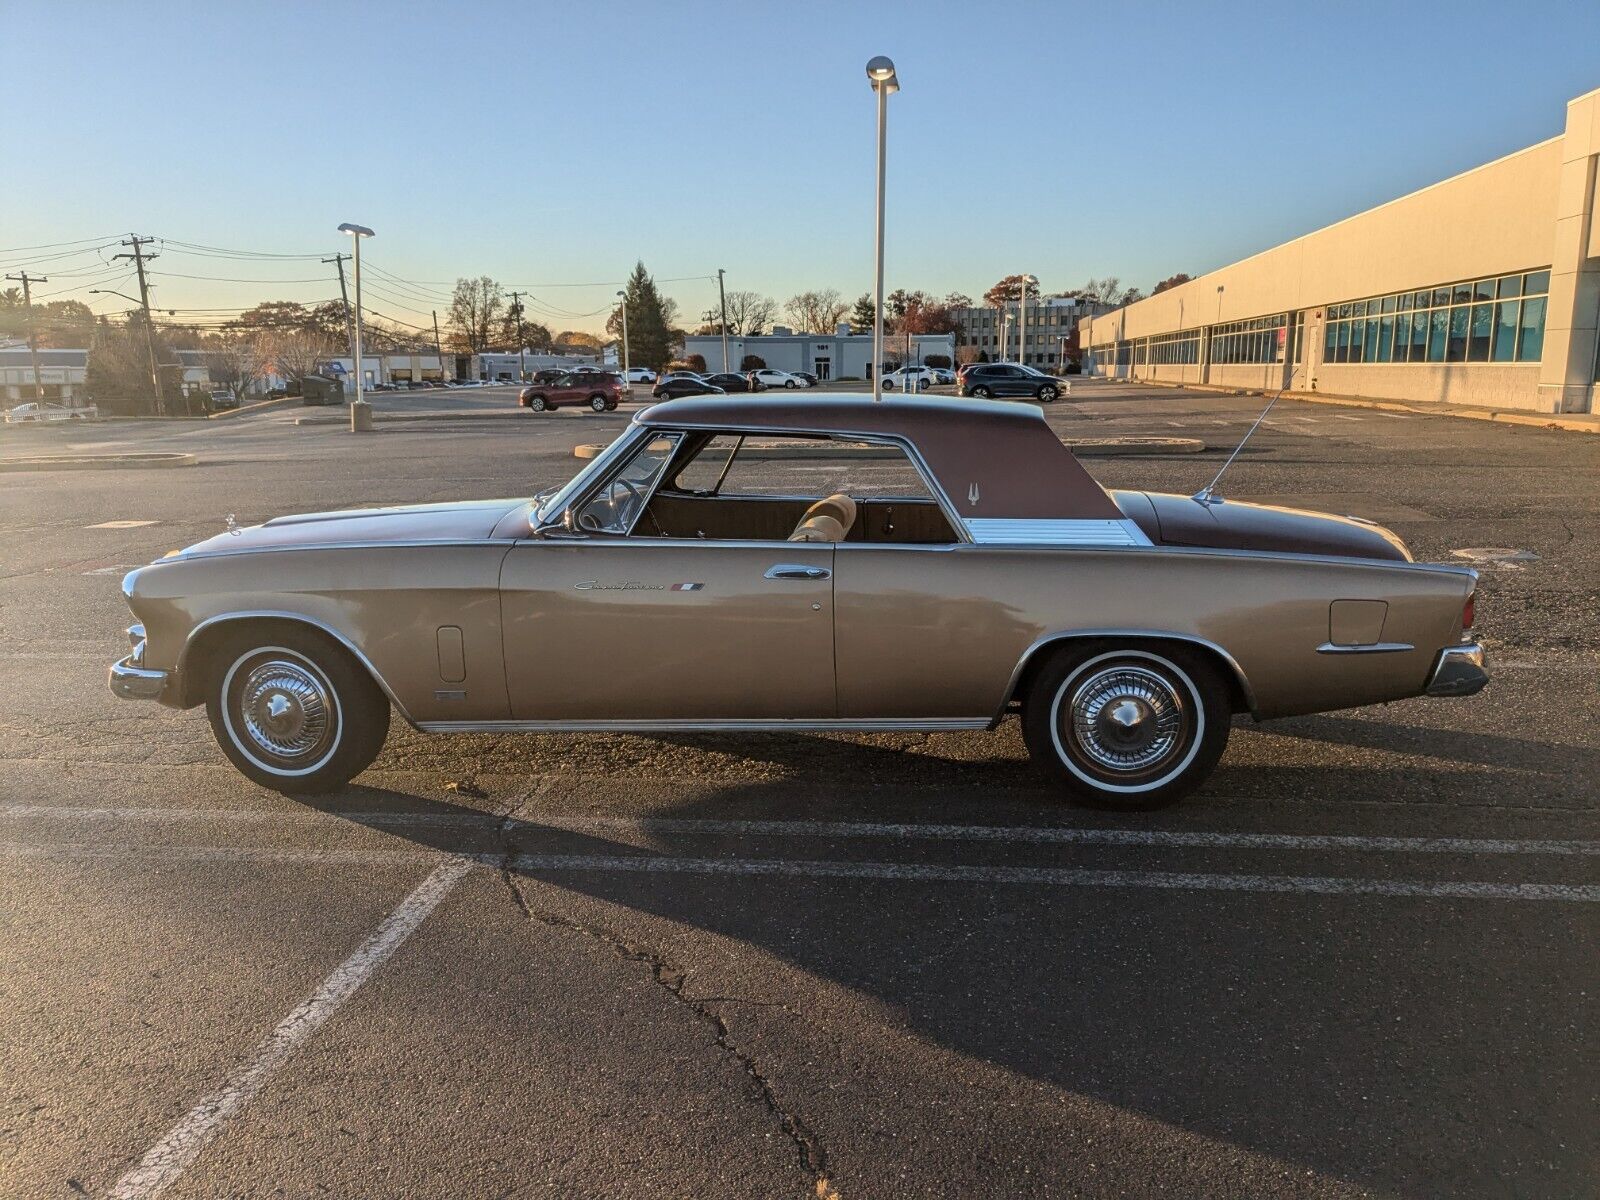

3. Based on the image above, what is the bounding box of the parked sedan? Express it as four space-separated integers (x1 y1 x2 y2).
957 362 1062 403
791 371 820 387
651 375 726 399
110 393 1486 809
747 368 808 390
701 372 753 393
519 373 624 412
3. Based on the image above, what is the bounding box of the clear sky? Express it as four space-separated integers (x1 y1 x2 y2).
4 0 1597 334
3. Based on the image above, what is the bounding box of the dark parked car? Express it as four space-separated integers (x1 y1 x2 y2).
956 362 1062 403
791 371 820 387
702 372 752 393
651 375 726 399
519 373 624 413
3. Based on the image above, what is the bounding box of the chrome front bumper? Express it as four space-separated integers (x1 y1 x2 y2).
1425 642 1488 697
109 623 171 701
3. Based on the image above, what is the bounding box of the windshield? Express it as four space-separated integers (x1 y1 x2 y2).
532 425 646 525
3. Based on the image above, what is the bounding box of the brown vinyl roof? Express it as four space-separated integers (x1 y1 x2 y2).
635 393 1123 521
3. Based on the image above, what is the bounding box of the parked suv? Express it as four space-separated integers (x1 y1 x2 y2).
519 372 624 413
956 362 1061 402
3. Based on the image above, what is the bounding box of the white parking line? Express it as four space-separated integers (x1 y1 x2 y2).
2 841 1595 903
7 806 1595 856
1332 414 1366 421
107 857 472 1200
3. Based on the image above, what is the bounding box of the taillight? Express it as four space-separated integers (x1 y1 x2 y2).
1462 591 1476 633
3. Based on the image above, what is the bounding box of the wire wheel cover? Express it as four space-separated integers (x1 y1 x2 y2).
1066 665 1187 775
237 658 334 761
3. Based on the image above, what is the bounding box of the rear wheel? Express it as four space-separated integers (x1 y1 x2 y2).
589 394 608 412
1021 644 1230 810
204 626 390 794
971 385 992 399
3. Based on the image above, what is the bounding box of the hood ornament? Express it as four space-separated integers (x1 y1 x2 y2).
225 513 241 536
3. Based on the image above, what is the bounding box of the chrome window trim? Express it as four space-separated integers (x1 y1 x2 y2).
619 421 975 545
995 629 1258 722
174 610 417 725
531 424 651 530
415 717 991 734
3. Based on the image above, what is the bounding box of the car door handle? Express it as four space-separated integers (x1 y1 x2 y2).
764 564 831 581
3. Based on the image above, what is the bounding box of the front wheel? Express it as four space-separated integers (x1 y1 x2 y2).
205 626 390 794
784 379 797 389
527 395 548 412
1037 385 1058 402
1021 644 1231 810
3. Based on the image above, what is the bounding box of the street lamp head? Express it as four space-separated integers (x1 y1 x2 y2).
337 223 375 238
616 290 625 298
866 55 899 93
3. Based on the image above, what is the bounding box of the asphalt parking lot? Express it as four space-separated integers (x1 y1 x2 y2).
2 381 1597 1198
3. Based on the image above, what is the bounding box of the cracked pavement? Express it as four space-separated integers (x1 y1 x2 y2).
1 384 1597 1198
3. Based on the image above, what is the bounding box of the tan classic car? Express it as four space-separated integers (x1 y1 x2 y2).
110 395 1486 809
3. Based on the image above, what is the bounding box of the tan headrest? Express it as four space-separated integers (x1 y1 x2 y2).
803 493 857 532
788 514 846 543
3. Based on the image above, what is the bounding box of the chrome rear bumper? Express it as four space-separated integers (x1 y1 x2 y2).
1425 642 1488 697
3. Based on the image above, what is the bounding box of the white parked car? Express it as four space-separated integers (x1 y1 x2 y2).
5 401 99 424
881 366 937 392
747 368 809 390
624 367 658 384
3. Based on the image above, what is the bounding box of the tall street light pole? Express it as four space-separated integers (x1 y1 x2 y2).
716 268 730 374
1018 274 1036 367
338 224 375 406
615 290 630 391
866 55 898 401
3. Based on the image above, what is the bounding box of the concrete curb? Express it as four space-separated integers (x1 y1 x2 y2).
292 407 641 427
574 436 1203 461
0 452 198 472
1126 378 1599 434
209 395 302 420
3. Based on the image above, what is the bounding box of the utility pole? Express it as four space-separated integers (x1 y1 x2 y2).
113 234 166 416
432 310 445 380
717 268 730 373
4 271 47 406
323 252 355 367
508 290 527 381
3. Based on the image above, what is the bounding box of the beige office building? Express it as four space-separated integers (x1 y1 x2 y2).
1080 86 1600 413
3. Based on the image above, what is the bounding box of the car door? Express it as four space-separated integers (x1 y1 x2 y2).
498 432 837 722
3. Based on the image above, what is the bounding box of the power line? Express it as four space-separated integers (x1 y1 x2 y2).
0 235 120 254
147 270 332 284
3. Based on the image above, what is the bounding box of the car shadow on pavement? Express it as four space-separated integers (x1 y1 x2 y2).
293 775 1595 1196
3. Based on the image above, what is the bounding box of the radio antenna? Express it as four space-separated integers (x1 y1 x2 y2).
1192 362 1300 507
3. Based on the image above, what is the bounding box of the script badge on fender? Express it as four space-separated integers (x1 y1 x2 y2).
670 582 704 592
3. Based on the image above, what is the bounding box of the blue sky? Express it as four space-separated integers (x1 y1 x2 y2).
4 0 1596 333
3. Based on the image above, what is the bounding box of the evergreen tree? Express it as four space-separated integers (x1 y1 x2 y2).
607 261 678 370
849 293 877 335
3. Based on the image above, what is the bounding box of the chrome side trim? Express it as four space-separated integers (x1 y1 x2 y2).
169 539 505 563
175 610 417 724
1315 641 1416 655
1425 642 1488 697
995 629 1258 721
964 518 1152 547
415 717 991 734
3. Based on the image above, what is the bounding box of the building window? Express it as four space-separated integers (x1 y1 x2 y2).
1125 329 1201 366
1322 270 1549 365
1208 314 1289 364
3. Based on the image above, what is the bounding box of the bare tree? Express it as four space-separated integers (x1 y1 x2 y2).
207 333 268 401
446 276 504 353
722 290 777 336
784 289 850 333
260 327 336 381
